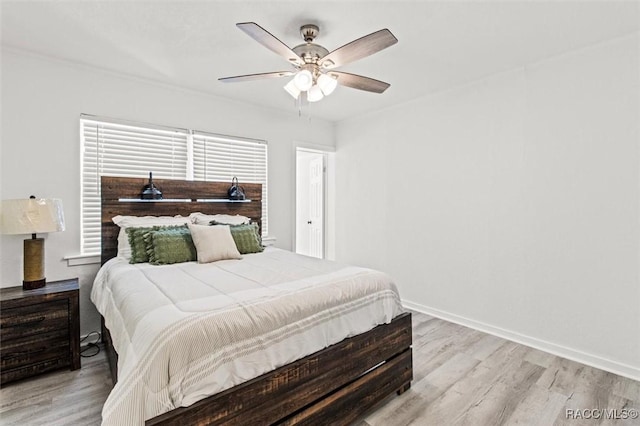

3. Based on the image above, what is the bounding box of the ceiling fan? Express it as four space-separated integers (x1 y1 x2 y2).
219 22 398 103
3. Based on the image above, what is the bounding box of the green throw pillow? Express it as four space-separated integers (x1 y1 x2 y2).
210 222 263 254
144 226 196 265
126 225 188 264
126 226 155 264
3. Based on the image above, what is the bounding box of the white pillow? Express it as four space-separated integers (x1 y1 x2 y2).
113 215 189 260
189 212 251 226
188 223 242 263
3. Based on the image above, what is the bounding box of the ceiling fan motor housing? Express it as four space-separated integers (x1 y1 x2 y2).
300 24 319 42
293 43 329 64
293 25 329 64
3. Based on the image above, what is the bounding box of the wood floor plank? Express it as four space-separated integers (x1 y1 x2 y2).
364 352 482 426
464 333 508 361
613 376 640 400
504 383 567 426
423 352 481 390
0 350 110 425
1 311 638 426
537 357 587 396
523 346 557 369
361 379 438 426
454 361 545 425
428 343 528 422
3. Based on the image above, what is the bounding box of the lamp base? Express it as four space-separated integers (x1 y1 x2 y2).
23 278 46 290
23 237 46 290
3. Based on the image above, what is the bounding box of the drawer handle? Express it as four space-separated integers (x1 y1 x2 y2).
1 347 46 361
1 316 46 329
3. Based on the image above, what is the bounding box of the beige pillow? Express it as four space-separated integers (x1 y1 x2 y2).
188 223 241 263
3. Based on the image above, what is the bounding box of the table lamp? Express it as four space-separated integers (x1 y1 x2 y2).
0 196 65 290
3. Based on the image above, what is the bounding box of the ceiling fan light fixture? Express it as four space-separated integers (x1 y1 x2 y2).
293 70 313 91
307 84 324 102
293 70 313 92
284 79 301 99
318 73 338 96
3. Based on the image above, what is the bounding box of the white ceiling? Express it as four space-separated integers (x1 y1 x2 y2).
2 1 638 122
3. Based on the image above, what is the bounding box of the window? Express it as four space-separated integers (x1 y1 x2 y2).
80 115 268 255
193 131 268 236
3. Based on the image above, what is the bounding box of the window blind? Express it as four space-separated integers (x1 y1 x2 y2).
193 131 268 236
80 117 189 254
80 116 268 255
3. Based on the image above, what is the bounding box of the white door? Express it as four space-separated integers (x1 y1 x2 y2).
296 150 325 258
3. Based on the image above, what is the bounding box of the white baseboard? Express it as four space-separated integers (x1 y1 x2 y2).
403 299 640 382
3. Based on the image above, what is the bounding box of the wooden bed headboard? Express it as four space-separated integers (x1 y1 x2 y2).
100 176 262 265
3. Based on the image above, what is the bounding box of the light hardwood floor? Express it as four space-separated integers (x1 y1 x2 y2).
1 311 638 425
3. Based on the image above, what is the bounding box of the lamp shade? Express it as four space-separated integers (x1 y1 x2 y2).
293 70 313 91
318 73 338 96
307 85 324 102
0 198 65 235
284 79 301 99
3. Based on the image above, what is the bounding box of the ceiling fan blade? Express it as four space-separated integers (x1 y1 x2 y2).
236 22 304 66
329 71 391 93
320 29 398 69
219 71 294 83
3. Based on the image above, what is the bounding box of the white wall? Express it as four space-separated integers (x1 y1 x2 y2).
0 48 335 336
335 34 640 379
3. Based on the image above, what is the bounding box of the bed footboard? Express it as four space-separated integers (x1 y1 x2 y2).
102 313 412 425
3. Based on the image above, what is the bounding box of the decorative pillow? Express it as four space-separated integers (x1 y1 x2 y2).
114 215 189 260
126 225 188 264
211 222 263 254
144 226 196 265
189 212 251 226
126 226 154 264
188 223 241 263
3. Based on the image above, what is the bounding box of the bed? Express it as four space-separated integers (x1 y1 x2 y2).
94 176 413 425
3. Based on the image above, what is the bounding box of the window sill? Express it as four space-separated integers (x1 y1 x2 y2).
64 253 101 266
262 236 276 247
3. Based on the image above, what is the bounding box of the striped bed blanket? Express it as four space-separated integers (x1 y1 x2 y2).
91 247 404 425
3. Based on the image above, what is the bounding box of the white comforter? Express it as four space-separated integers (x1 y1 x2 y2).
91 247 404 425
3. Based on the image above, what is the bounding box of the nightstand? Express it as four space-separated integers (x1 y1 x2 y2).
0 278 80 385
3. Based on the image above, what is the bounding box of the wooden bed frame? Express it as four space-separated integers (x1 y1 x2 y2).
100 176 413 425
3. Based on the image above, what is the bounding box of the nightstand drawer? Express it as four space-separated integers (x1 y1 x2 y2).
1 331 70 370
0 279 80 385
0 300 69 341
1 358 72 384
